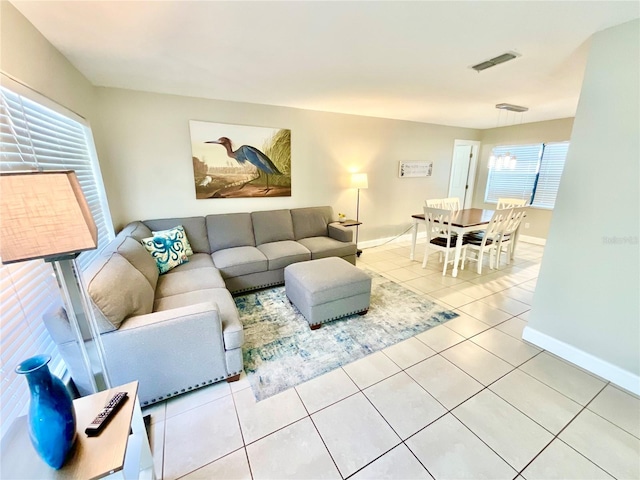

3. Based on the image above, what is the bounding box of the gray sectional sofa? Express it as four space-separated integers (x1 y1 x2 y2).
44 206 356 405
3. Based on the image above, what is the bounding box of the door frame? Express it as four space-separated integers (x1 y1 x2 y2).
449 139 481 209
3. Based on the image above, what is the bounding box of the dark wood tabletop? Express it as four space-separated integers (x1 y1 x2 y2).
412 208 495 228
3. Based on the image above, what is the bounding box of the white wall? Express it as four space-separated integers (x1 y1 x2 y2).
0 2 96 120
474 118 575 240
524 20 639 393
92 87 480 237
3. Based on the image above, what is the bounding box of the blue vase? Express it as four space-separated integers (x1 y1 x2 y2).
16 354 76 469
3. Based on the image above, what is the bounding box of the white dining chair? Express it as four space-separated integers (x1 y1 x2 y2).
497 197 527 209
442 197 461 211
425 198 443 208
422 206 467 275
496 206 528 267
462 208 511 274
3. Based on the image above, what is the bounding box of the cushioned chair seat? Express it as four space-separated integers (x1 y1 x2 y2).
211 246 268 278
153 288 244 350
297 236 357 260
430 235 467 248
155 267 226 298
257 241 311 270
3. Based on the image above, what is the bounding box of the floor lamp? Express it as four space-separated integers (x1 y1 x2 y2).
0 170 111 393
350 173 368 257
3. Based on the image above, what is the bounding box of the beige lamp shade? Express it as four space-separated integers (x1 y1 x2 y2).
350 173 368 189
0 170 98 264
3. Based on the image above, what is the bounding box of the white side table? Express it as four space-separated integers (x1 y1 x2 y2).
0 381 155 479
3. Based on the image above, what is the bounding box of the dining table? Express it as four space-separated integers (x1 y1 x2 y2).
409 208 513 277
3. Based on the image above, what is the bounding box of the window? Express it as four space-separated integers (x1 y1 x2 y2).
484 141 569 209
0 79 114 438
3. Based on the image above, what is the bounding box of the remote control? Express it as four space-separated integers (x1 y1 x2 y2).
85 391 128 437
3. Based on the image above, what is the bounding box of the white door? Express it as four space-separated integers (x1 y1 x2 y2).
448 145 472 206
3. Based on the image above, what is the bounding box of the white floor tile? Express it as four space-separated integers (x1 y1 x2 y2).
406 355 483 409
519 352 606 405
312 393 401 478
441 340 513 386
383 337 436 369
165 381 231 419
490 369 582 434
234 387 307 444
587 384 640 438
495 316 527 339
453 390 553 471
246 418 340 479
428 287 476 308
364 372 446 439
457 300 514 326
559 409 640 479
407 413 517 480
471 328 541 366
182 448 251 480
443 313 492 338
351 444 433 480
479 293 530 316
415 324 465 352
163 395 243 480
501 285 535 305
149 419 165 479
385 267 424 282
521 439 614 480
295 368 359 414
343 351 401 389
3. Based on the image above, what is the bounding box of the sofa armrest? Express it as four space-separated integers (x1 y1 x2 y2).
328 222 354 243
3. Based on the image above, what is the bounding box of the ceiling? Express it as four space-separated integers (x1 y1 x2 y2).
11 1 639 129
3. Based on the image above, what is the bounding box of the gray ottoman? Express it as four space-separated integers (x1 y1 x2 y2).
285 257 372 329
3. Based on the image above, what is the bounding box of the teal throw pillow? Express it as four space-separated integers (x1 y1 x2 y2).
141 234 189 274
152 225 194 256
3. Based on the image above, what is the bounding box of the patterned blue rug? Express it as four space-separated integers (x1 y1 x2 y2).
234 271 458 401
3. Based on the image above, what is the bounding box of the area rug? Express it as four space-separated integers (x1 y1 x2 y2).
234 270 458 401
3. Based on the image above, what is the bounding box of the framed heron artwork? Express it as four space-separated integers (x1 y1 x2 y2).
189 120 291 198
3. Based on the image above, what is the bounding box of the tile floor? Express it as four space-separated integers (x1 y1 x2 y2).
143 241 640 480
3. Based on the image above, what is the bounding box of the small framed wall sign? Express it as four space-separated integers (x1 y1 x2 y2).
398 161 433 178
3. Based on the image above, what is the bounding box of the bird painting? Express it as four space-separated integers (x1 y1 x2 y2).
206 137 282 193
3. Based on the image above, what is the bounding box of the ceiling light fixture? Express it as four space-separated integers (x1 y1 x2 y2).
471 52 519 72
495 103 529 113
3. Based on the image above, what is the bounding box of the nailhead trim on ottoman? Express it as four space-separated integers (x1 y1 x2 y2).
284 257 371 329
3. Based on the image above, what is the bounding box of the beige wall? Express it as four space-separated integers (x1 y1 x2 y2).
92 87 480 237
0 2 96 120
526 20 639 390
473 118 575 240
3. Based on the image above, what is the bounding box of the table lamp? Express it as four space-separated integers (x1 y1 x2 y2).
350 173 368 256
0 170 111 392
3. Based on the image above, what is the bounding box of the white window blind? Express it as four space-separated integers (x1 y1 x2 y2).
485 142 569 209
531 142 569 209
0 82 114 439
484 144 542 204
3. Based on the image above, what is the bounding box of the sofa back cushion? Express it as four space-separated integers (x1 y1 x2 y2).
291 206 334 240
118 221 153 243
86 252 155 329
116 236 159 290
251 209 295 245
143 216 209 254
206 213 255 252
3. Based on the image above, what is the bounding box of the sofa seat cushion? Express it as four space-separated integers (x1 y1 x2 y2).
297 236 357 260
166 253 215 273
155 266 226 298
153 288 244 349
257 241 311 270
211 246 268 278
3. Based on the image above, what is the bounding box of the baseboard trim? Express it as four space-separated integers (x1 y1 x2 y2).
522 326 640 395
519 235 546 246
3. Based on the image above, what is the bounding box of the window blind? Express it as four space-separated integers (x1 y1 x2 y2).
531 142 569 209
484 144 542 204
0 83 114 439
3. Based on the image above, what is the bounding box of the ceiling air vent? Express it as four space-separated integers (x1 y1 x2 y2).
471 52 519 72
